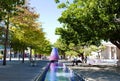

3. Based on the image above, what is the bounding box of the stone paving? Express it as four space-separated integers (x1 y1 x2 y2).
0 60 49 81
0 59 120 81
66 63 120 81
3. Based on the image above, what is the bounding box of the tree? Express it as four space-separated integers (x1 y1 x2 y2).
0 0 25 65
54 38 68 59
54 38 85 59
55 0 120 49
35 40 52 56
10 7 50 62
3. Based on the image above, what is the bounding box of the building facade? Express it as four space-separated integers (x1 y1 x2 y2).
101 42 117 60
100 42 120 66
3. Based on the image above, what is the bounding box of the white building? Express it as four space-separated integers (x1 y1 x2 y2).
88 42 119 65
100 42 120 66
101 42 117 60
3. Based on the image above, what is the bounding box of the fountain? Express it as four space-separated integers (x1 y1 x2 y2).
35 47 85 81
49 47 59 62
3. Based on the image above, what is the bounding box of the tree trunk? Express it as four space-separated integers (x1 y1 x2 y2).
30 48 32 61
9 47 12 61
22 49 24 63
3 14 9 65
62 51 66 59
110 40 120 49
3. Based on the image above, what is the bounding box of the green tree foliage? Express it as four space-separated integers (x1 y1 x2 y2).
55 0 120 49
10 7 51 55
83 45 106 57
0 0 24 21
54 38 68 58
65 50 78 57
0 0 25 65
35 40 52 55
54 0 60 3
0 0 25 45
10 7 38 50
54 38 85 58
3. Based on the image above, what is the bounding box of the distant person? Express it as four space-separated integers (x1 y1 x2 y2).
84 56 87 63
71 56 76 66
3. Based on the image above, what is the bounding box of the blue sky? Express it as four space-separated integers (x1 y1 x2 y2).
29 0 62 44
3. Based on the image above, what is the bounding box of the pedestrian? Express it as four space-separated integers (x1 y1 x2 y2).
84 56 87 63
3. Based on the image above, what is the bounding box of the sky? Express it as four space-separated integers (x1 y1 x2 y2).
29 0 62 44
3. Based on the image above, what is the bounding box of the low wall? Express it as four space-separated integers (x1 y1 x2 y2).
34 62 51 81
34 61 85 81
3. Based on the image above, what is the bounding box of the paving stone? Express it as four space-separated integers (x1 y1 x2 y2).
0 60 49 81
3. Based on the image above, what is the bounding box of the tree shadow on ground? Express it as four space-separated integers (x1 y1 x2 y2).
73 66 120 81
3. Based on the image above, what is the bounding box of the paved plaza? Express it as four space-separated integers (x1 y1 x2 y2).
66 63 120 81
0 60 49 81
0 60 120 81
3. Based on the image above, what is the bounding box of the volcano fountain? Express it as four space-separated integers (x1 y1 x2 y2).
35 47 84 81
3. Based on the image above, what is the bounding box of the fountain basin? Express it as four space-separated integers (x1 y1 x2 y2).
35 61 84 81
35 48 84 81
